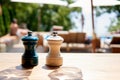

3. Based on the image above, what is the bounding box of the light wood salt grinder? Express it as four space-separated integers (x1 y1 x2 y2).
46 31 64 67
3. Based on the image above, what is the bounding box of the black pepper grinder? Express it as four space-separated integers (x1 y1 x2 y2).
22 31 38 68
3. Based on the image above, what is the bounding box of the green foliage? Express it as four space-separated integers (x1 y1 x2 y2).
27 8 39 31
108 18 120 32
2 6 10 33
95 5 120 33
95 5 120 17
40 3 81 31
0 15 5 36
0 0 81 36
0 0 11 36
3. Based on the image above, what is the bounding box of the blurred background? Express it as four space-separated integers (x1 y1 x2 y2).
0 0 120 37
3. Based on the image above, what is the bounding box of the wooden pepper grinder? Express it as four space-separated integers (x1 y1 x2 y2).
46 31 64 67
22 31 38 68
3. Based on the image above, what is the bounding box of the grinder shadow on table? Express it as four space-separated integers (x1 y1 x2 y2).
0 65 32 80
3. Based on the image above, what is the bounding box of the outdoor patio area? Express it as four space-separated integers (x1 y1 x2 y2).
1 1 120 80
0 31 113 53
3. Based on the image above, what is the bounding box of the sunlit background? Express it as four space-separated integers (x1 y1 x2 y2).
0 0 120 53
0 0 120 37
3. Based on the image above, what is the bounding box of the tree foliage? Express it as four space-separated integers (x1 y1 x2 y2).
0 0 81 36
108 18 120 32
95 4 120 32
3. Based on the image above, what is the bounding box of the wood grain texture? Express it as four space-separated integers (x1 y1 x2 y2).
0 53 120 80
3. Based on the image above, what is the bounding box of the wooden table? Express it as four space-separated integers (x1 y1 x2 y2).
0 53 120 80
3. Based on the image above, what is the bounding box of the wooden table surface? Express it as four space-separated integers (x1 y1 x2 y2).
0 53 120 80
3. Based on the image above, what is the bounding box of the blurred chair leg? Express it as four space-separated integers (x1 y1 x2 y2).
66 43 70 52
92 38 101 53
